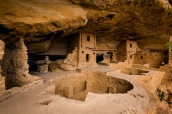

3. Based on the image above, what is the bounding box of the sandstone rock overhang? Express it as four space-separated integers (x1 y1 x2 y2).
0 0 172 52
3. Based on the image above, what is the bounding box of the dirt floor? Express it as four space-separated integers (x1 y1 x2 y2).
0 65 171 114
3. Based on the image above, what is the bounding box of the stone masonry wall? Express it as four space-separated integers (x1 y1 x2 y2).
78 32 97 68
2 38 37 89
0 40 5 92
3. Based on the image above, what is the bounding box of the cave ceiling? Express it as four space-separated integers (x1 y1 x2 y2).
0 0 172 53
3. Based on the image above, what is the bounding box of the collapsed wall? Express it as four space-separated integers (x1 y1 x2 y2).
2 38 38 89
61 47 77 70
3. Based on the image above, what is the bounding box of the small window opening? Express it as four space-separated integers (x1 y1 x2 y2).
86 54 90 62
110 52 113 59
130 55 132 59
87 36 90 41
82 51 84 53
130 43 132 48
140 56 143 59
93 52 95 54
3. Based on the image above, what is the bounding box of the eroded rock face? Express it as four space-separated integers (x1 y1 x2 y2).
2 38 37 89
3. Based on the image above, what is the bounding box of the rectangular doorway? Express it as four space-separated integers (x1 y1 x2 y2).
86 54 90 62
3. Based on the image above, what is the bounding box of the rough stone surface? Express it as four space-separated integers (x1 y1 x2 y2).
49 59 64 72
0 40 5 60
36 56 51 73
0 0 172 53
0 76 5 92
159 65 172 91
136 70 165 95
37 65 49 73
121 68 149 75
2 38 39 89
61 47 77 70
0 0 87 53
46 84 56 94
0 40 5 92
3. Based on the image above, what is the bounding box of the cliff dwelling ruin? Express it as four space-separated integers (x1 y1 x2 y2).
0 0 172 114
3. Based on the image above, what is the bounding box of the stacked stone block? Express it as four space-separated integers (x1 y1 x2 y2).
36 56 51 73
61 47 77 70
64 85 73 98
0 40 5 92
2 38 37 89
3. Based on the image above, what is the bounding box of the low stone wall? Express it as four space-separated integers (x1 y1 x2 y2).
121 68 149 75
136 70 165 95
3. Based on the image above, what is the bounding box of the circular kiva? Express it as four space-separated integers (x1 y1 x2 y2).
54 71 133 101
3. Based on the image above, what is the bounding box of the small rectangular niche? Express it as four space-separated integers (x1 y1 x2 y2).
87 36 90 41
